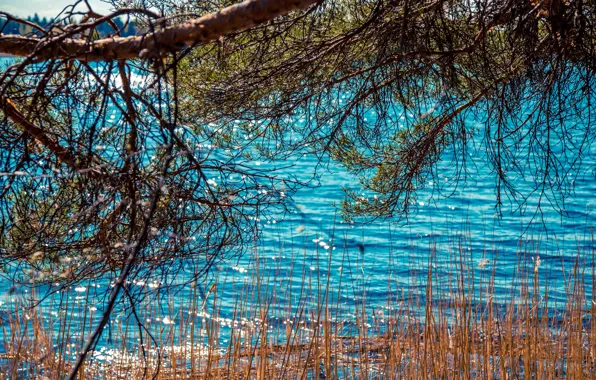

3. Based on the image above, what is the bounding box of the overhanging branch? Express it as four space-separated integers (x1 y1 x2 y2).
1 97 109 178
0 0 320 61
1 97 79 169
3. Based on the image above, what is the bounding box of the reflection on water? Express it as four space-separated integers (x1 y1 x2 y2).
2 141 592 358
0 58 595 363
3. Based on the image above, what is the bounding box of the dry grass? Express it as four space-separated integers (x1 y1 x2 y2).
0 235 595 379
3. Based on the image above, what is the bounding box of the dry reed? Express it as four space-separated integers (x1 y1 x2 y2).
0 233 594 379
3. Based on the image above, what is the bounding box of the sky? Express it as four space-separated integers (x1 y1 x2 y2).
0 0 111 18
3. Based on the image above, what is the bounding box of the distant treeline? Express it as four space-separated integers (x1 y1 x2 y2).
0 14 137 37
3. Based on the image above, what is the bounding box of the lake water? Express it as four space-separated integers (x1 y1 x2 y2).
0 57 595 359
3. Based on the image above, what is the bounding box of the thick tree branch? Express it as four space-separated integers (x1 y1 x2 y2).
0 0 320 61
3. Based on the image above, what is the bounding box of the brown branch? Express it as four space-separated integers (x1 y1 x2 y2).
67 144 175 380
1 97 79 169
0 0 320 61
1 98 111 179
96 200 129 244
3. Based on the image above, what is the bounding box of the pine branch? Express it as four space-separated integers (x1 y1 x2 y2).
0 0 320 61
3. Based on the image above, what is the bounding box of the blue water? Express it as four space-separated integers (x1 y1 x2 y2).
1 57 595 362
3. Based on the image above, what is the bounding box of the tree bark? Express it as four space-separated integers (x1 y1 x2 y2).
0 0 319 61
